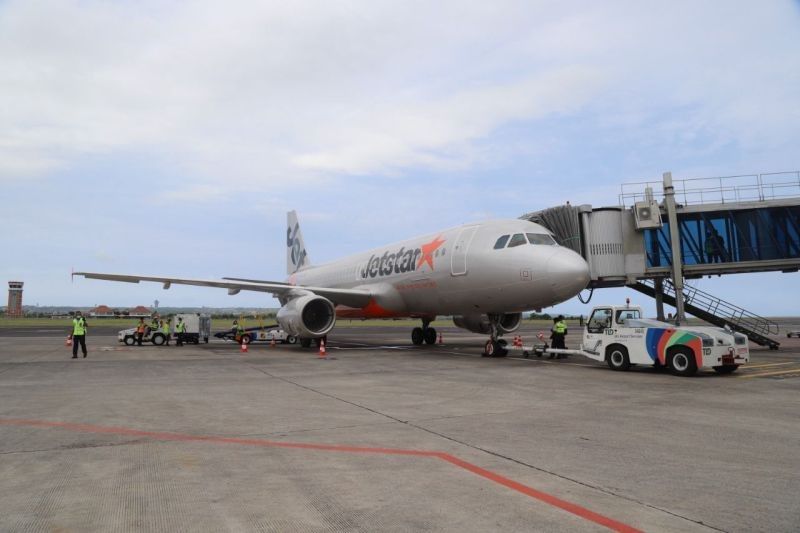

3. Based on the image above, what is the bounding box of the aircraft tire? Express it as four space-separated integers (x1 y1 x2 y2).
423 327 437 345
483 339 495 357
483 340 507 357
411 327 424 345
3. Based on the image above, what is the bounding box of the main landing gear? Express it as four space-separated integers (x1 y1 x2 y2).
411 318 437 345
482 314 508 357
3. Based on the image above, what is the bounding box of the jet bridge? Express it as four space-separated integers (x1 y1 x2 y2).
522 171 800 349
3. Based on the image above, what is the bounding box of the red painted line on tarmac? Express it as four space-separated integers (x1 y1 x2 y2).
436 453 642 533
0 418 642 533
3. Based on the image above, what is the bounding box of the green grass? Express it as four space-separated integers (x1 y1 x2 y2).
0 317 145 328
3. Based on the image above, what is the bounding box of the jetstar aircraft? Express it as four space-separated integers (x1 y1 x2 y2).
75 211 590 356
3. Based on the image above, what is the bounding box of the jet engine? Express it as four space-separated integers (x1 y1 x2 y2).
452 313 522 335
277 294 336 338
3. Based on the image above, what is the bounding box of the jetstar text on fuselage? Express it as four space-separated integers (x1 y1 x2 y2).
360 236 445 279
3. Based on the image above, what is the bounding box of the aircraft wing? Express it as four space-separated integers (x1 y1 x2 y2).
73 272 373 308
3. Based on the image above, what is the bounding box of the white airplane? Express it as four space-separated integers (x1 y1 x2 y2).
75 211 590 356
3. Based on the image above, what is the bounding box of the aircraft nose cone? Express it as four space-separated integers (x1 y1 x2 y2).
547 249 590 301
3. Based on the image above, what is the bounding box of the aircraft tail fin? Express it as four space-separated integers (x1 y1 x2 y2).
286 210 310 275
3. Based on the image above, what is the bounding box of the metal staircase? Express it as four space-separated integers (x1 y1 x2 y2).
631 278 781 349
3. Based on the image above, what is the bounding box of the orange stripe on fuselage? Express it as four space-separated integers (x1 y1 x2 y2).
336 300 406 319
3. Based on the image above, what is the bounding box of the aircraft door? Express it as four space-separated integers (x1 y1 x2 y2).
451 226 479 276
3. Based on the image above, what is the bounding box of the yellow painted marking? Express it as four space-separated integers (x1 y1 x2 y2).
738 368 800 379
741 362 796 369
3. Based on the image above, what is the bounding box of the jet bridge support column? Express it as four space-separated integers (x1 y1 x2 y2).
663 172 686 325
654 278 665 321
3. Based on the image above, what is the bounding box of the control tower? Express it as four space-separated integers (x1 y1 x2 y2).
7 281 24 317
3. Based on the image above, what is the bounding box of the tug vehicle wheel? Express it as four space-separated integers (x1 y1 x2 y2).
606 345 631 371
668 347 698 377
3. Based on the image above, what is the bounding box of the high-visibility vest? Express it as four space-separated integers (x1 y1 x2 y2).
72 317 86 336
176 322 186 333
137 323 146 333
161 322 170 334
554 321 567 334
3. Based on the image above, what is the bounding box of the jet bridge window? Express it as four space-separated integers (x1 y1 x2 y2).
493 235 510 249
587 308 612 333
526 233 557 245
507 233 527 248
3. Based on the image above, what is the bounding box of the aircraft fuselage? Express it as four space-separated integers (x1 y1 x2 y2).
289 219 589 319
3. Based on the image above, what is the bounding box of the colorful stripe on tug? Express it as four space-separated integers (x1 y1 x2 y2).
645 328 703 367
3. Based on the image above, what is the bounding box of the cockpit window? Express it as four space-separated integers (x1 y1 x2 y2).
493 235 510 249
507 233 527 248
526 233 556 245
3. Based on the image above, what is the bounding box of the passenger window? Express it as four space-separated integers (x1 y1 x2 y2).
507 233 527 248
587 309 612 333
493 235 510 249
526 233 556 245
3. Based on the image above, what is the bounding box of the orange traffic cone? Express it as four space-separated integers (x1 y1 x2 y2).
437 332 443 344
241 341 248 354
318 338 327 358
270 336 276 348
65 335 72 347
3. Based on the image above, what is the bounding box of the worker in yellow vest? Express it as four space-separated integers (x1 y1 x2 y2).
550 315 568 358
161 318 171 346
70 311 88 358
233 320 245 343
175 317 186 346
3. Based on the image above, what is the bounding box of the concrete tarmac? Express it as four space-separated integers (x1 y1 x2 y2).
1 325 799 532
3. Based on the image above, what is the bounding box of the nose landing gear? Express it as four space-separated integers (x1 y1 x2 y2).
411 318 437 345
482 314 509 357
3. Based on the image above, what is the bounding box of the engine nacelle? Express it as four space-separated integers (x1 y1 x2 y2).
452 313 522 335
277 294 336 338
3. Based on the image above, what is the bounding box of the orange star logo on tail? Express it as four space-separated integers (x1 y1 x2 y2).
417 235 446 271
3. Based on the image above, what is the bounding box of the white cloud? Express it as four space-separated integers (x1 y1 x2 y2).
0 0 798 189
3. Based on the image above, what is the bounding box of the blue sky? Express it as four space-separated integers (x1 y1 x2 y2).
1 1 799 315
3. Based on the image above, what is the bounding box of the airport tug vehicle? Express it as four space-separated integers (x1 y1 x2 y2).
214 325 297 345
513 304 749 376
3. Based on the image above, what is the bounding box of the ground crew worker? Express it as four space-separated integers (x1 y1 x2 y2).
150 315 160 333
161 317 171 346
233 320 245 342
135 318 147 346
70 311 88 358
175 317 186 346
550 315 568 358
